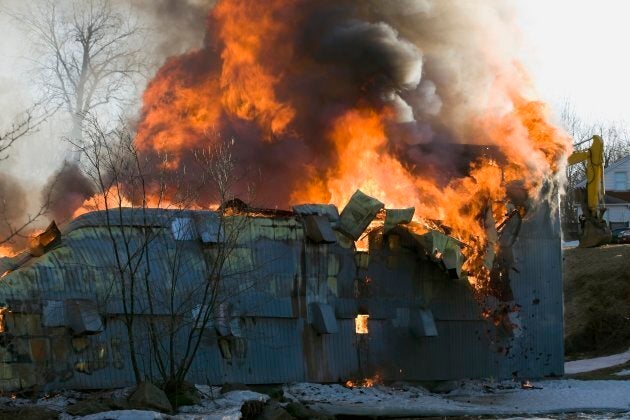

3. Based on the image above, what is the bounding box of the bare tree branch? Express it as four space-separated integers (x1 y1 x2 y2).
9 0 146 151
0 104 56 248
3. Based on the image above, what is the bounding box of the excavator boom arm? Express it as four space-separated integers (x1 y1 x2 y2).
568 135 605 216
567 135 610 247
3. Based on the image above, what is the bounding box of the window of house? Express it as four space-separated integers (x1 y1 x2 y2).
614 172 628 191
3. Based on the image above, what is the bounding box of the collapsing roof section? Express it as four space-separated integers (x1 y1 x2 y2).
0 190 470 291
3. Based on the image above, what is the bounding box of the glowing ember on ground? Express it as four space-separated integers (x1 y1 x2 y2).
345 373 382 388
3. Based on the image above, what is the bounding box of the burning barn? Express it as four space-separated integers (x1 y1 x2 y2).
0 187 562 391
0 0 569 392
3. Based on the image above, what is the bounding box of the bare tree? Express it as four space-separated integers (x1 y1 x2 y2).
591 121 630 167
0 106 53 248
147 141 256 402
11 0 145 158
74 116 258 401
559 101 587 239
72 114 189 383
0 106 46 161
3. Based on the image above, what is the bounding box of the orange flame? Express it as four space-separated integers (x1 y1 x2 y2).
128 1 571 303
0 245 19 259
355 314 369 334
214 0 296 137
345 373 382 388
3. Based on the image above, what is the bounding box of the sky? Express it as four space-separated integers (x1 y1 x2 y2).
1 1 628 121
516 0 630 123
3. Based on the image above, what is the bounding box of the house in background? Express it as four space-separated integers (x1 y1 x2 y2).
576 155 630 230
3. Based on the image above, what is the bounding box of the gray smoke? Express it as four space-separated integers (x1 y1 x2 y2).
129 0 215 59
126 0 545 207
0 173 28 245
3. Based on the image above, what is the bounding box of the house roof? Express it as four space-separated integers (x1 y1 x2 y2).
606 191 630 203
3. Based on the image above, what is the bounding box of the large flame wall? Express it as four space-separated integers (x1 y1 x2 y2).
132 0 570 287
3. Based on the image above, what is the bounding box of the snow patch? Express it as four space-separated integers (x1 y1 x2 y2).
565 349 630 374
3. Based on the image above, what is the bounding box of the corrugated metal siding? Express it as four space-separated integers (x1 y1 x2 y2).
499 198 564 378
0 200 563 389
187 318 305 384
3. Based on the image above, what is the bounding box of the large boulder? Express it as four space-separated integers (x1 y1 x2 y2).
258 400 295 420
163 381 201 408
128 382 173 413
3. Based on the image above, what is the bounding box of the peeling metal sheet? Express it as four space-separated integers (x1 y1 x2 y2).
64 299 103 335
384 207 415 233
292 204 340 223
194 213 223 243
171 217 198 240
410 308 438 337
42 300 65 327
304 215 337 244
415 230 464 279
309 302 338 334
29 221 61 257
337 190 384 240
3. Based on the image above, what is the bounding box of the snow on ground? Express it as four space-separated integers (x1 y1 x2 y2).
72 410 166 420
284 380 630 417
565 348 630 374
65 389 269 420
6 350 630 419
562 240 580 249
177 388 269 419
1 378 628 419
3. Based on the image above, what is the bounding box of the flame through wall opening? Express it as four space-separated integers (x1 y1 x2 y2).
355 314 369 334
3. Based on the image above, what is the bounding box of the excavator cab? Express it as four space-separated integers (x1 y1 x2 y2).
569 135 612 247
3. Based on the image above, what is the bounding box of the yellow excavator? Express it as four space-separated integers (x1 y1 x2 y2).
568 135 612 247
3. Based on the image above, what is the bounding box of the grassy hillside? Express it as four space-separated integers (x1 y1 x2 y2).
563 244 630 359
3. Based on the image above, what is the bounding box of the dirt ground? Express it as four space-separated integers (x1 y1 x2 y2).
563 244 630 358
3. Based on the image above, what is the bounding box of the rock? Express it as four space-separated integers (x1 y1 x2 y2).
66 399 113 416
252 385 285 401
0 406 58 420
221 382 251 394
257 400 295 420
163 381 201 408
285 401 332 420
128 382 173 413
422 380 459 393
241 399 265 420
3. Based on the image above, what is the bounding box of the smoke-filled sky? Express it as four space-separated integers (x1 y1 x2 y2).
0 0 625 213
0 0 626 170
0 0 607 292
